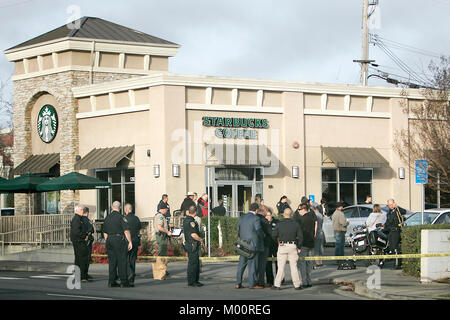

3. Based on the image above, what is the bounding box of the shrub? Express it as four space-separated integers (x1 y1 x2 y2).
91 241 108 264
201 216 239 256
401 224 450 277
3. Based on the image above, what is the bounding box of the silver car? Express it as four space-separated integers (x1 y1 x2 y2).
322 204 389 245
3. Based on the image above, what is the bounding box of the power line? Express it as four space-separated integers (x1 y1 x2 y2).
371 35 444 58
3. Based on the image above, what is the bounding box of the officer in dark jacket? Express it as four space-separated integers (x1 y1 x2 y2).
180 192 196 217
82 207 95 280
276 196 291 215
70 205 90 282
265 208 279 286
124 203 141 284
384 199 407 268
183 205 204 287
256 205 273 287
103 201 133 288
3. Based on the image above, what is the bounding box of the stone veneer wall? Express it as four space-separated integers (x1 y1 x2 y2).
13 70 142 215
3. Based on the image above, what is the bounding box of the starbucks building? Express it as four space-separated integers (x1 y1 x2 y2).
4 17 427 219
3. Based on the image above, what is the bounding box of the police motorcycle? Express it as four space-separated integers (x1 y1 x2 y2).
350 223 389 267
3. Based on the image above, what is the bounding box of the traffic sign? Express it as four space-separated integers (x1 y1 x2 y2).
415 160 428 184
308 195 315 203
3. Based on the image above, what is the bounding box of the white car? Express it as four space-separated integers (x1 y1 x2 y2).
322 204 389 245
404 208 450 226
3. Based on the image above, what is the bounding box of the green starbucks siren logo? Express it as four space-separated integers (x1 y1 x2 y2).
37 105 58 143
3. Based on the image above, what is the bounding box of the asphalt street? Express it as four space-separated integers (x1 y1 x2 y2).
0 247 367 300
0 268 363 300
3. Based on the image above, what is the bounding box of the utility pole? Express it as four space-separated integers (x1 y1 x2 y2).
361 0 369 85
354 0 376 86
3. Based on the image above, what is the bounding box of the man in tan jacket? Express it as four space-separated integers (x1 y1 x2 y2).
332 203 349 259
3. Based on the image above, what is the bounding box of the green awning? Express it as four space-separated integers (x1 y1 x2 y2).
74 146 134 170
321 147 389 168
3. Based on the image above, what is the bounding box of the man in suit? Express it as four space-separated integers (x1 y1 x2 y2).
235 202 265 289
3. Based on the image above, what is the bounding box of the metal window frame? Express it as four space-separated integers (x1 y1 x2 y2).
321 168 373 205
96 168 135 218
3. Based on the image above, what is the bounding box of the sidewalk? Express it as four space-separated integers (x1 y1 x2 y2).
1 258 449 300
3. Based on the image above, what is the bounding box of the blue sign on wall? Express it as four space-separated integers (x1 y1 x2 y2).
415 160 428 184
308 195 315 204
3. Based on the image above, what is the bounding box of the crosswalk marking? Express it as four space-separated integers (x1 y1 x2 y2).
0 277 24 280
30 275 70 279
46 293 112 300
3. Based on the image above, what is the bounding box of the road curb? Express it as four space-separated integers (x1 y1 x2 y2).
0 263 70 273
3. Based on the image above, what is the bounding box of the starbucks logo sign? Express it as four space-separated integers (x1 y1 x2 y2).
37 105 58 143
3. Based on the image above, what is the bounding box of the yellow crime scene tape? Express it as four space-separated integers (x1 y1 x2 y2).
90 252 450 262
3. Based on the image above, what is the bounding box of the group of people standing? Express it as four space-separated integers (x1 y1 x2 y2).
70 201 141 288
235 195 326 290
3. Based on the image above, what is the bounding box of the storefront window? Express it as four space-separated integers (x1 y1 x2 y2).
321 168 372 206
96 168 135 218
34 191 60 214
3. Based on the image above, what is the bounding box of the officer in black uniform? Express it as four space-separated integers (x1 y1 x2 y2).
70 205 90 282
265 208 279 286
384 199 407 269
124 203 141 284
183 205 204 287
82 207 95 280
103 201 133 288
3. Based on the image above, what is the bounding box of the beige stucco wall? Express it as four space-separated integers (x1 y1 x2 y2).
77 110 152 218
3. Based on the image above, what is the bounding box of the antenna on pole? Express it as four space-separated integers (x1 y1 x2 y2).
354 0 378 86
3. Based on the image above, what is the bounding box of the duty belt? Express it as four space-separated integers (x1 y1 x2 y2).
280 241 296 244
109 234 123 237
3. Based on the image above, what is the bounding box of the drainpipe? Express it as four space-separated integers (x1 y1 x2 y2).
89 41 95 84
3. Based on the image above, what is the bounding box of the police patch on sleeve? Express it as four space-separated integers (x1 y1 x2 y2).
190 222 196 228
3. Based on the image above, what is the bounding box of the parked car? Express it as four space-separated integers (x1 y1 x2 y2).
322 204 385 245
322 204 413 245
404 208 450 226
0 208 14 216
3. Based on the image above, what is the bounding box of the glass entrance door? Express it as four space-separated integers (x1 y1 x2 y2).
237 184 253 217
217 184 233 216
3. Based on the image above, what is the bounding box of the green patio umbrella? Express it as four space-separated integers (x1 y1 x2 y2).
0 174 50 238
0 173 49 194
36 172 111 192
36 172 111 215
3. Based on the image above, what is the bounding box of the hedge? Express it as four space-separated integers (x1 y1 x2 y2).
201 216 239 256
401 224 450 277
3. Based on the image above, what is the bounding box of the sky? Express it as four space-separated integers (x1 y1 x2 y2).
0 0 449 126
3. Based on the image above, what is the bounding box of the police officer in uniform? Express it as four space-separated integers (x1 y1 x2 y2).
103 201 133 288
183 205 204 287
384 198 407 269
82 207 95 280
154 202 172 277
70 205 90 282
124 203 141 285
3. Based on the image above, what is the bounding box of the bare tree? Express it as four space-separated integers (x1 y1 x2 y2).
0 77 13 131
394 56 449 196
0 77 13 179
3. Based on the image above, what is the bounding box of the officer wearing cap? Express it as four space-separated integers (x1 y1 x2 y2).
183 205 204 287
155 202 172 256
103 201 133 288
180 192 196 217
